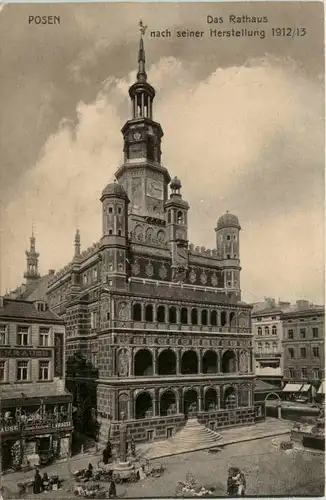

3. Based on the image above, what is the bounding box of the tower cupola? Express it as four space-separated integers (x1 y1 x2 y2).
24 228 41 284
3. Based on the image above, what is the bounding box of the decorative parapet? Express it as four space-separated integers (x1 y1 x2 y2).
48 241 101 286
188 243 220 259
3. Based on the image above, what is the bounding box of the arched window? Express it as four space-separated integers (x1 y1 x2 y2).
180 307 188 325
169 306 177 324
272 342 277 353
265 342 270 353
157 305 165 323
191 308 198 325
264 326 270 335
201 309 208 326
257 327 262 336
272 325 277 336
177 211 183 224
258 343 262 354
211 311 217 326
132 303 142 321
145 304 153 322
221 311 227 327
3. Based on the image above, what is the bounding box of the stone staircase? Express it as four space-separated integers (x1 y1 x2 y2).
140 419 221 459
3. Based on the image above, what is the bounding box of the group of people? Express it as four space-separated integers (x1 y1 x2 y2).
227 467 246 496
33 470 59 494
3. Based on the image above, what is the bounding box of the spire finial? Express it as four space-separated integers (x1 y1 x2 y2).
137 20 148 82
74 228 81 258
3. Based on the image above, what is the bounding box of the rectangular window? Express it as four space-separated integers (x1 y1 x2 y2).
39 327 50 346
166 427 174 438
147 430 154 441
300 347 307 358
312 368 319 380
289 368 295 378
17 361 29 381
300 328 306 339
17 326 30 346
0 360 6 382
313 347 320 358
288 348 294 358
93 268 98 281
90 311 97 330
0 325 7 345
288 329 293 339
39 361 50 380
312 327 319 338
301 368 307 379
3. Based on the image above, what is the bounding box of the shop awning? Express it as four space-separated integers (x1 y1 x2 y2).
318 381 325 394
282 383 303 393
300 384 311 393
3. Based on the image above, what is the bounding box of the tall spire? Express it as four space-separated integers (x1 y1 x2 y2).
24 227 40 284
74 228 81 258
137 21 147 83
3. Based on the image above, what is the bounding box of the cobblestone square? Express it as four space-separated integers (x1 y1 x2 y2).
3 436 324 498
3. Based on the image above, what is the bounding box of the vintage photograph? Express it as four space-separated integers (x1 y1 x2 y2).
0 2 324 498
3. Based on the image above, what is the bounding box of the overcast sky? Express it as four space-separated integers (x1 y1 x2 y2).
0 2 324 304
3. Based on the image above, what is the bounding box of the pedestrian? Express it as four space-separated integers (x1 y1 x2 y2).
84 463 93 480
33 469 42 494
109 479 117 498
42 472 50 491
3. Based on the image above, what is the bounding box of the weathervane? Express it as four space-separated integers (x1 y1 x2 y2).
139 19 147 36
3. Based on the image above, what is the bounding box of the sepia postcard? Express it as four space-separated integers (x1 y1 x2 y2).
0 2 324 499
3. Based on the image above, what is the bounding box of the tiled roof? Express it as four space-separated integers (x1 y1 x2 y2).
0 299 63 323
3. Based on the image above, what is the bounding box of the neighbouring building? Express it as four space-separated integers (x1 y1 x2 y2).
45 35 261 445
252 298 289 388
0 297 73 471
282 301 324 401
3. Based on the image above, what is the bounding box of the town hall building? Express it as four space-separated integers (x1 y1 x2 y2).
45 35 260 444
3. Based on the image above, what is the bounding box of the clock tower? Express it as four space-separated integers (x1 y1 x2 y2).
115 30 170 233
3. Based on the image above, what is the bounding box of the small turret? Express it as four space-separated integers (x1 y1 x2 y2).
24 227 41 284
215 211 241 292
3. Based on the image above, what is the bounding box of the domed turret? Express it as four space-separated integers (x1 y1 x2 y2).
101 179 128 199
217 211 241 230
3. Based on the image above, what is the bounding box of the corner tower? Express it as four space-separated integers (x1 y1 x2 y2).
215 211 241 293
24 229 41 284
115 25 170 231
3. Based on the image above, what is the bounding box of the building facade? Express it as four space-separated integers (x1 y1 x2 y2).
0 297 73 471
282 304 324 400
252 306 284 388
46 36 260 445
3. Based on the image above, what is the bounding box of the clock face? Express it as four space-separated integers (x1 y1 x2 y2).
133 132 142 140
146 179 164 200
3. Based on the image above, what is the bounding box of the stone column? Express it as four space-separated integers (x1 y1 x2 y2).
197 387 202 412
153 348 157 376
129 349 133 377
176 349 181 375
176 307 181 325
197 349 202 374
217 310 221 327
176 389 181 414
119 412 127 463
141 303 145 322
128 392 133 420
216 386 221 409
198 309 202 326
153 389 159 417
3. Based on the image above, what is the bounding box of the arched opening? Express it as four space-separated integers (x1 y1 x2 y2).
202 350 218 374
181 350 198 375
201 309 208 326
205 388 217 411
221 311 227 327
191 308 198 325
134 349 153 376
169 306 177 324
211 311 217 326
229 312 236 327
224 387 237 409
160 390 176 417
265 392 281 403
158 349 176 375
157 305 165 323
177 211 183 224
132 303 142 321
221 350 236 373
181 307 188 325
168 211 171 224
183 389 198 418
135 392 153 419
145 304 153 322
118 393 129 419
